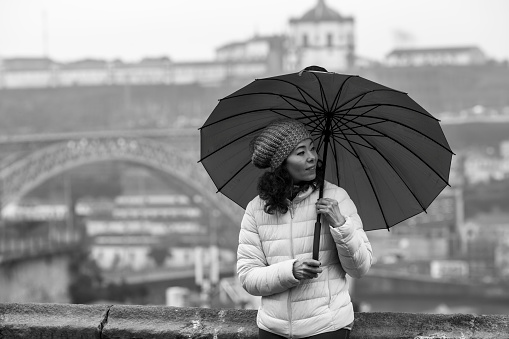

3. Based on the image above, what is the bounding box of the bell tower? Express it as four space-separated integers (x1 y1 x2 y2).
286 0 355 72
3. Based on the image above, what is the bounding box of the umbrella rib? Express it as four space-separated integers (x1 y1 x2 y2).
342 125 428 212
314 130 327 156
338 120 385 131
310 72 330 111
198 126 266 163
331 132 376 150
335 104 381 128
338 133 385 137
334 129 391 229
300 115 326 135
200 107 319 129
326 134 359 158
334 93 368 128
215 159 252 193
331 75 358 112
336 92 366 118
278 95 322 122
255 78 326 111
268 109 305 120
329 136 342 186
340 118 452 185
340 114 454 154
330 96 375 136
220 91 323 112
333 88 408 113
296 86 322 119
335 103 440 122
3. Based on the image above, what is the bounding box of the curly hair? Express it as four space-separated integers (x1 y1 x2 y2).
258 161 324 215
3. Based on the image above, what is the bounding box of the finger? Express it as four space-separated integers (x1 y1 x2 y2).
302 270 319 279
306 270 321 278
305 267 323 274
303 259 321 267
321 198 338 206
316 207 332 214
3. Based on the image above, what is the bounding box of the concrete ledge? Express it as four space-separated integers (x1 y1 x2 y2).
1 303 508 339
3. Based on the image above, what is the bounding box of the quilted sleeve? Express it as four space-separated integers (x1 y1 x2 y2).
329 188 373 278
237 201 300 296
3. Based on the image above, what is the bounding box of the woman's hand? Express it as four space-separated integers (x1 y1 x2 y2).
316 198 346 228
293 259 322 280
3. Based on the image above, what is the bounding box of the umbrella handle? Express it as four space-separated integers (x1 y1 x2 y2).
312 184 325 260
312 218 321 260
313 115 331 261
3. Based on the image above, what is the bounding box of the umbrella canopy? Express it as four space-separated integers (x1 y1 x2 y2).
199 68 454 232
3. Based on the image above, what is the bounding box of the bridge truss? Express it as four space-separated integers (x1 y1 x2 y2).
0 136 243 225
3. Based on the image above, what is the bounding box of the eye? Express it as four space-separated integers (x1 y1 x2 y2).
297 152 305 156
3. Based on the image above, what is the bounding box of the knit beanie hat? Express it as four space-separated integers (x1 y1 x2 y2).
251 119 312 170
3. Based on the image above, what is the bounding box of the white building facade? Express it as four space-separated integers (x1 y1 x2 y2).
286 0 355 72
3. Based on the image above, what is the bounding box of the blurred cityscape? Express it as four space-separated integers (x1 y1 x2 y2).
1 0 509 315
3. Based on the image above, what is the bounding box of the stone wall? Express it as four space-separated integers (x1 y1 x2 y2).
1 303 508 339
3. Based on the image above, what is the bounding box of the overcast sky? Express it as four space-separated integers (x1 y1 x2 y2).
1 0 508 63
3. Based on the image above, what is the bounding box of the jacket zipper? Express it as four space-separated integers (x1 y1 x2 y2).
288 201 294 338
327 268 331 305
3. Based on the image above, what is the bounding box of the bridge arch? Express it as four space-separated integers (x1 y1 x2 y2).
0 136 243 225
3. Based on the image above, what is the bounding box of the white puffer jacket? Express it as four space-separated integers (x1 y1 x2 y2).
237 181 372 338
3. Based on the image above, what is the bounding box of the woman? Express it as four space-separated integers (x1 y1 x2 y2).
237 119 373 339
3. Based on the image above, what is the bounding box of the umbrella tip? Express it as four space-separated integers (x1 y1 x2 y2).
299 65 328 76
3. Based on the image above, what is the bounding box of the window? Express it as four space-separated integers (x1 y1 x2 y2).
303 34 308 47
327 33 333 47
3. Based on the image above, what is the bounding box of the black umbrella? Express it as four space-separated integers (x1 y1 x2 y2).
199 66 454 259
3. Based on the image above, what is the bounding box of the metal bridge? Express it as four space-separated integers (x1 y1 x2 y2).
0 128 242 225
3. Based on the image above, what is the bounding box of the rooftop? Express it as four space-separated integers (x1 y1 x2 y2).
388 46 484 57
290 0 353 23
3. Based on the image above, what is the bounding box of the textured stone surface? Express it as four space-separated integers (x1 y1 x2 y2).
103 305 258 339
0 302 112 338
1 303 508 339
352 312 509 339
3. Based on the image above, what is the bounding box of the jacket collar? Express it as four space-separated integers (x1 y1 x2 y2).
289 185 316 205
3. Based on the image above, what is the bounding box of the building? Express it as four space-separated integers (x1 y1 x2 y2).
463 152 509 184
215 35 285 75
0 0 358 89
2 1 509 118
462 213 509 281
386 46 487 67
0 56 268 89
286 0 355 72
82 193 207 271
500 140 509 159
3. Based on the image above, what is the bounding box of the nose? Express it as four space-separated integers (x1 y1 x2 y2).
307 151 316 163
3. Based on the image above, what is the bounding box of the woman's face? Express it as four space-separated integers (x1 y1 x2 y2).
285 138 317 183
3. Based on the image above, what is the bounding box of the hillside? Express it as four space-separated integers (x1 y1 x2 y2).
0 84 507 151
